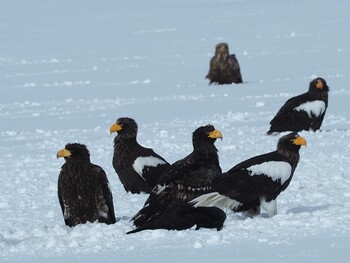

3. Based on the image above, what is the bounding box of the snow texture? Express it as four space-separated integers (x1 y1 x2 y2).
247 161 292 185
132 156 167 179
295 100 326 117
1 0 350 262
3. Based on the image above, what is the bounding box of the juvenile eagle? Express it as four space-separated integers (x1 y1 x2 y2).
57 143 116 227
191 133 306 217
267 77 330 135
131 124 223 228
110 117 170 194
206 42 243 85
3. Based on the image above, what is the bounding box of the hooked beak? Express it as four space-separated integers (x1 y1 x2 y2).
208 129 223 140
316 80 323 90
293 136 307 146
110 123 123 134
57 148 72 159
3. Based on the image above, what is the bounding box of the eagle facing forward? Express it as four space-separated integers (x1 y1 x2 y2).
206 42 243 85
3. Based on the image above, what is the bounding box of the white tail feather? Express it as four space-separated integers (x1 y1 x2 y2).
190 192 242 210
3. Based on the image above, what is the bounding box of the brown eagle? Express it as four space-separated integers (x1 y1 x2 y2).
57 143 116 227
206 42 243 85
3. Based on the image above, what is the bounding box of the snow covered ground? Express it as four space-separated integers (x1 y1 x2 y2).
1 0 350 262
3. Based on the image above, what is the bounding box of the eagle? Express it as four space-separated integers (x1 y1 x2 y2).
131 124 223 228
110 117 170 194
191 133 306 217
126 204 226 234
267 77 330 135
57 143 116 227
206 42 243 85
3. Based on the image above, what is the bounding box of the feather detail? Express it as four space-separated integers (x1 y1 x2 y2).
190 192 242 210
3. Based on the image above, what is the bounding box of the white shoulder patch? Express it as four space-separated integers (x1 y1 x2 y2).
133 156 166 179
294 100 326 118
247 161 292 185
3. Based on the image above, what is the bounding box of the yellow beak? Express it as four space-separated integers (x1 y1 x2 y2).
293 136 307 146
208 129 223 140
110 123 123 134
57 148 72 159
316 80 323 90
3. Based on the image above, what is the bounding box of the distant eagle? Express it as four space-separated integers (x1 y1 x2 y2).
131 124 223 228
206 42 243 85
267 77 330 135
57 143 116 227
110 117 170 194
191 133 306 217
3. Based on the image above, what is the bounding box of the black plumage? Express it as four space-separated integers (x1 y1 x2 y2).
206 42 243 85
110 117 170 194
126 204 226 234
131 125 223 228
57 143 116 227
267 77 330 135
191 133 306 217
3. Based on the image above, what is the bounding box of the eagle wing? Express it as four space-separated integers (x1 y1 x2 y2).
131 153 221 227
268 92 313 133
228 54 243 83
94 165 116 224
271 92 310 121
157 153 221 198
114 146 169 194
133 147 170 187
215 151 291 203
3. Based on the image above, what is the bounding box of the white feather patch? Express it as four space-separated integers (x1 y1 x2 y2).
190 192 242 210
294 100 326 118
155 184 167 195
260 197 277 217
99 211 108 219
63 202 70 219
133 156 166 179
247 161 292 185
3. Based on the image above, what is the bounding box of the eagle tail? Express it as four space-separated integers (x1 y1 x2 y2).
190 192 241 210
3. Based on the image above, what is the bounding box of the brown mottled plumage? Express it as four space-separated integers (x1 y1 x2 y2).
206 43 243 85
57 143 116 227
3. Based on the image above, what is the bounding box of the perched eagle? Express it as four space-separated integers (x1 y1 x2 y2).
267 77 330 135
191 133 306 217
131 124 223 228
126 204 226 234
110 117 170 194
206 42 243 85
57 143 116 227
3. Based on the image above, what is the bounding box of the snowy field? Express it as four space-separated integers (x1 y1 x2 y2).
1 0 350 262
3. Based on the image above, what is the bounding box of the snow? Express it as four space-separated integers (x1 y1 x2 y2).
247 161 292 185
132 156 167 178
1 0 350 262
295 100 326 118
